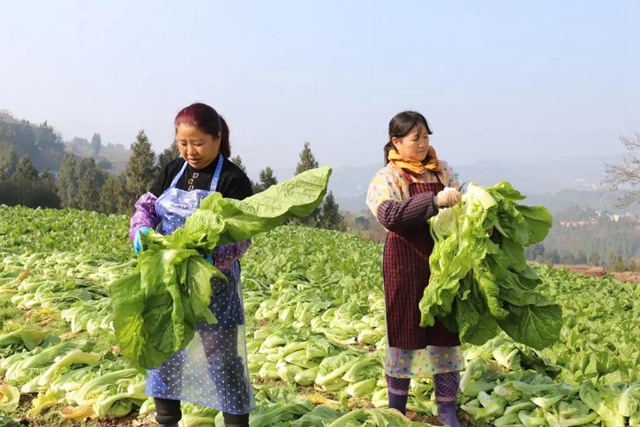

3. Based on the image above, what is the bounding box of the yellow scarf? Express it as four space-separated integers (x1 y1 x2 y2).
387 146 442 175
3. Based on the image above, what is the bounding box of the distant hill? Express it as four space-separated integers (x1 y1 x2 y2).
314 155 632 215
64 136 130 175
530 205 640 267
0 111 66 171
0 110 130 175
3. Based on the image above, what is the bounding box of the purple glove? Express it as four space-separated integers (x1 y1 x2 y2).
212 239 252 270
129 193 159 241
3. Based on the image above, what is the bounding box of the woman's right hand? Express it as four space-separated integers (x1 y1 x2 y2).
434 188 462 208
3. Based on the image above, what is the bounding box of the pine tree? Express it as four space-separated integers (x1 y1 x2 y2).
116 173 133 214
295 142 319 175
56 153 79 208
0 148 18 178
294 142 320 225
259 167 278 190
125 130 157 207
76 158 101 211
41 167 53 184
100 175 126 214
318 191 346 231
230 155 248 174
252 166 279 194
91 133 102 156
158 143 180 170
230 155 259 191
12 155 39 182
40 167 56 195
252 181 263 194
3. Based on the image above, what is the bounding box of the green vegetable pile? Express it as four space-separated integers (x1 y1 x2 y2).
420 182 562 350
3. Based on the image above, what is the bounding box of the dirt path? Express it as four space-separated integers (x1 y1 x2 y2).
553 264 640 283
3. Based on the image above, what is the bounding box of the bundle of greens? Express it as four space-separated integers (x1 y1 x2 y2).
110 166 332 372
419 181 562 350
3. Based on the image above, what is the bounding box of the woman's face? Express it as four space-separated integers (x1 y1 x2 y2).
176 124 221 169
392 125 429 162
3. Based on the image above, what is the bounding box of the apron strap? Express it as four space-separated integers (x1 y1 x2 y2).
398 168 415 184
169 161 189 189
209 155 224 191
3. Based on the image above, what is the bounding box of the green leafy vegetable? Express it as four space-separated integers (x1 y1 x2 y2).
419 181 562 350
111 166 332 371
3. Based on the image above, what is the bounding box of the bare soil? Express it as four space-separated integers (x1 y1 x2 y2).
553 264 640 283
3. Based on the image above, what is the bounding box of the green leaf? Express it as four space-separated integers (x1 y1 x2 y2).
498 303 563 350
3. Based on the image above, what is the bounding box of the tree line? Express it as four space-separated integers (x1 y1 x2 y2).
0 129 346 231
0 111 66 172
523 205 640 270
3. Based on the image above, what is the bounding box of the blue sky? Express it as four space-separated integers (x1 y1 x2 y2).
1 0 638 175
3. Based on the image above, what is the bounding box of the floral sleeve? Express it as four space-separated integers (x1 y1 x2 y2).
366 167 404 217
440 161 461 189
366 167 437 231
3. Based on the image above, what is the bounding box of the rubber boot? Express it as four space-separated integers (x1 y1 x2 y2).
436 401 460 427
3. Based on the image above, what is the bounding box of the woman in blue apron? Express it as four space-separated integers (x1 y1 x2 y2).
128 102 255 427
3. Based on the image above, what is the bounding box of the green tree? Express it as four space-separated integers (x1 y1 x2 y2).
230 155 260 192
12 155 39 182
259 167 278 190
76 158 101 211
295 142 319 175
91 133 102 156
318 191 346 231
124 130 157 207
100 175 126 214
612 255 626 272
41 167 53 184
34 123 65 170
40 167 56 195
293 142 321 225
56 153 79 208
97 159 113 170
546 249 560 265
588 252 601 267
115 173 132 214
252 166 278 193
0 180 60 208
354 215 371 231
230 155 248 174
13 125 37 161
0 148 19 178
158 143 180 170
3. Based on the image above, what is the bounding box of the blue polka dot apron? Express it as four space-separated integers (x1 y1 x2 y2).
145 156 256 415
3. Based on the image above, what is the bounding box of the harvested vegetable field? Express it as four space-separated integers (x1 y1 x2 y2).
0 204 639 426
